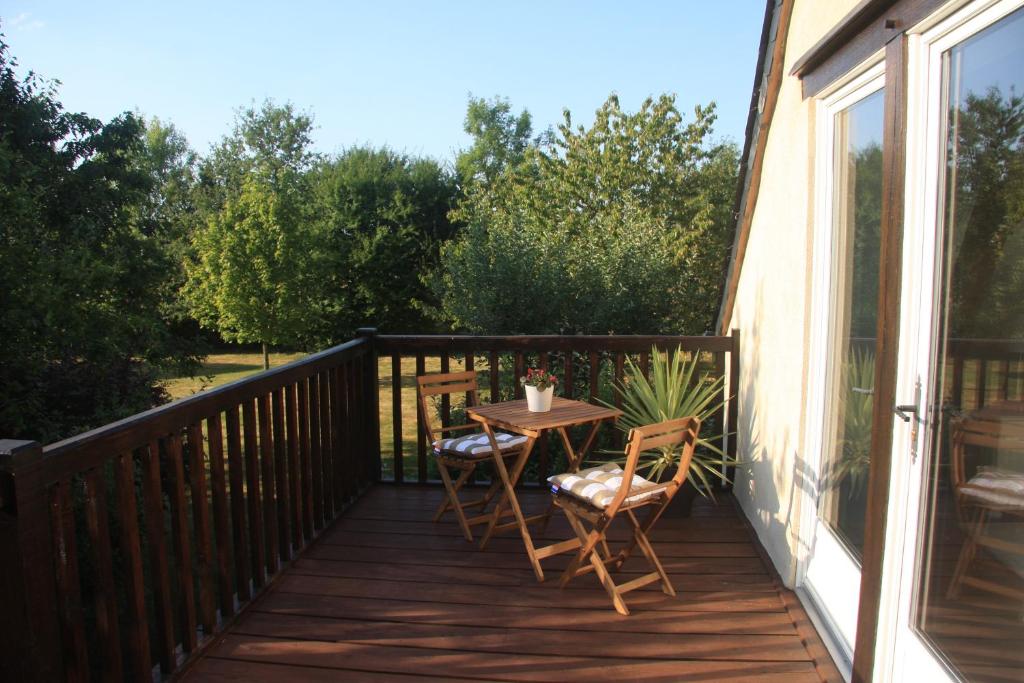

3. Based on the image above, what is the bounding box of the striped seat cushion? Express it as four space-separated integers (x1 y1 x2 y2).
548 462 661 510
433 431 528 457
961 468 1024 510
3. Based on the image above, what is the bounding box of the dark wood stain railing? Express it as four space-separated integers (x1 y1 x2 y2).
0 330 380 682
375 333 741 487
0 329 740 682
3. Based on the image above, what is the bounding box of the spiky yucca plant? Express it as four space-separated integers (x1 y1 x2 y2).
601 345 736 495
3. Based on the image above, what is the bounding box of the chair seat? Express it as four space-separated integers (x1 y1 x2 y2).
548 462 661 510
433 431 528 458
960 467 1024 510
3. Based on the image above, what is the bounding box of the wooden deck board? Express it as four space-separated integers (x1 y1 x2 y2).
182 486 842 682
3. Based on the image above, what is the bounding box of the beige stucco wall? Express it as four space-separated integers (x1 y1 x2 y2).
728 0 863 586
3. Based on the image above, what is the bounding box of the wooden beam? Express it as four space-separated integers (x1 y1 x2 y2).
852 32 908 683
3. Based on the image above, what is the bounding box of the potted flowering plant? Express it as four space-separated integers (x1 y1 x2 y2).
520 367 558 412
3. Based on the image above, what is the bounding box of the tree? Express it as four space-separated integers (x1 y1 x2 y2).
455 95 536 188
437 94 739 335
311 146 459 339
184 102 322 368
0 39 200 441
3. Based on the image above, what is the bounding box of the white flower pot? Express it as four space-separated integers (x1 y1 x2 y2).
525 385 554 412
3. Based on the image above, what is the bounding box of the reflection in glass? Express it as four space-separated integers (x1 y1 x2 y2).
915 9 1024 682
820 90 884 558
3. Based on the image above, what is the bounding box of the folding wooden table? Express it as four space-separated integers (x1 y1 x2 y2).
467 397 621 581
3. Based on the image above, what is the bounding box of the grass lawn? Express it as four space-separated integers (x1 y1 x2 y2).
161 352 310 399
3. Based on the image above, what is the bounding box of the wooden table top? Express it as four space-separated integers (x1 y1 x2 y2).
468 397 621 432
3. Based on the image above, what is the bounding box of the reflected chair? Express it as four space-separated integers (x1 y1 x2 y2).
548 416 700 615
946 404 1024 601
416 370 527 541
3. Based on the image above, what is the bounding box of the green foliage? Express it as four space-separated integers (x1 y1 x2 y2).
603 346 735 492
437 94 739 334
185 172 323 349
0 39 199 441
829 348 875 496
184 102 324 355
311 146 459 339
455 95 537 190
946 87 1024 339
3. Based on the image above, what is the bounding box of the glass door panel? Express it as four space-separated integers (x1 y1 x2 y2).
914 7 1024 681
821 90 885 559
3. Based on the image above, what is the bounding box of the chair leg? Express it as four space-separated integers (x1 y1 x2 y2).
947 507 987 599
432 465 474 522
438 461 475 542
626 509 674 597
559 508 629 615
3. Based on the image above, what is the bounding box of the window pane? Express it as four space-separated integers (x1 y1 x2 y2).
820 90 884 559
915 8 1024 681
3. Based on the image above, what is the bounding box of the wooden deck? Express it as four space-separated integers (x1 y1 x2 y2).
181 486 841 682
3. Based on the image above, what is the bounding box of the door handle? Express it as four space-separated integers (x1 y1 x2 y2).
894 404 917 423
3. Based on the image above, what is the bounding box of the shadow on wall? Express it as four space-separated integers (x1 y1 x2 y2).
733 279 819 586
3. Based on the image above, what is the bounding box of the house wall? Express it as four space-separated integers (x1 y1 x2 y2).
728 0 863 586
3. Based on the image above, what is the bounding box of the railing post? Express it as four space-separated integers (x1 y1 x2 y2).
357 328 382 483
726 329 741 490
0 440 63 681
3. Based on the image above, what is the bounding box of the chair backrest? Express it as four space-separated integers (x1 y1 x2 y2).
951 410 1024 490
606 416 701 514
415 370 480 445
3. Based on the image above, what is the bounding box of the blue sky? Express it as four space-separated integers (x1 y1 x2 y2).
2 2 765 162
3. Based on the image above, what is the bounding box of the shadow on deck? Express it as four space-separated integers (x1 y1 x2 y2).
181 486 841 682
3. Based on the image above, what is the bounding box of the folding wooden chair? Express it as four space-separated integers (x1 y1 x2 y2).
946 406 1024 601
548 416 700 615
417 370 528 541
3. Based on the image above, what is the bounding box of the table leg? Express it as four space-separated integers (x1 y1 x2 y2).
477 423 545 581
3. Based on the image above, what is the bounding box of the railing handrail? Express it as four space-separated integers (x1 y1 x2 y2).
377 333 734 353
30 337 370 481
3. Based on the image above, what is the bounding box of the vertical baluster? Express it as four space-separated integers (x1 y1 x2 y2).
538 351 550 483
83 467 123 679
142 441 176 672
271 388 291 561
416 353 427 483
1001 359 1011 401
298 376 314 539
338 364 353 503
187 423 216 636
613 353 625 447
49 478 89 681
640 351 650 380
242 400 266 589
329 366 342 505
257 394 278 573
114 451 151 679
308 374 324 528
392 353 404 483
440 353 451 428
514 351 525 399
205 414 234 619
977 359 988 409
167 432 198 652
319 370 335 519
466 352 476 407
285 382 304 550
952 355 965 409
353 357 367 488
589 351 600 403
489 350 500 403
224 407 251 601
563 350 574 400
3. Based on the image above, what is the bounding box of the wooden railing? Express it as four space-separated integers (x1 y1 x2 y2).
0 329 739 682
375 333 740 486
0 330 379 682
